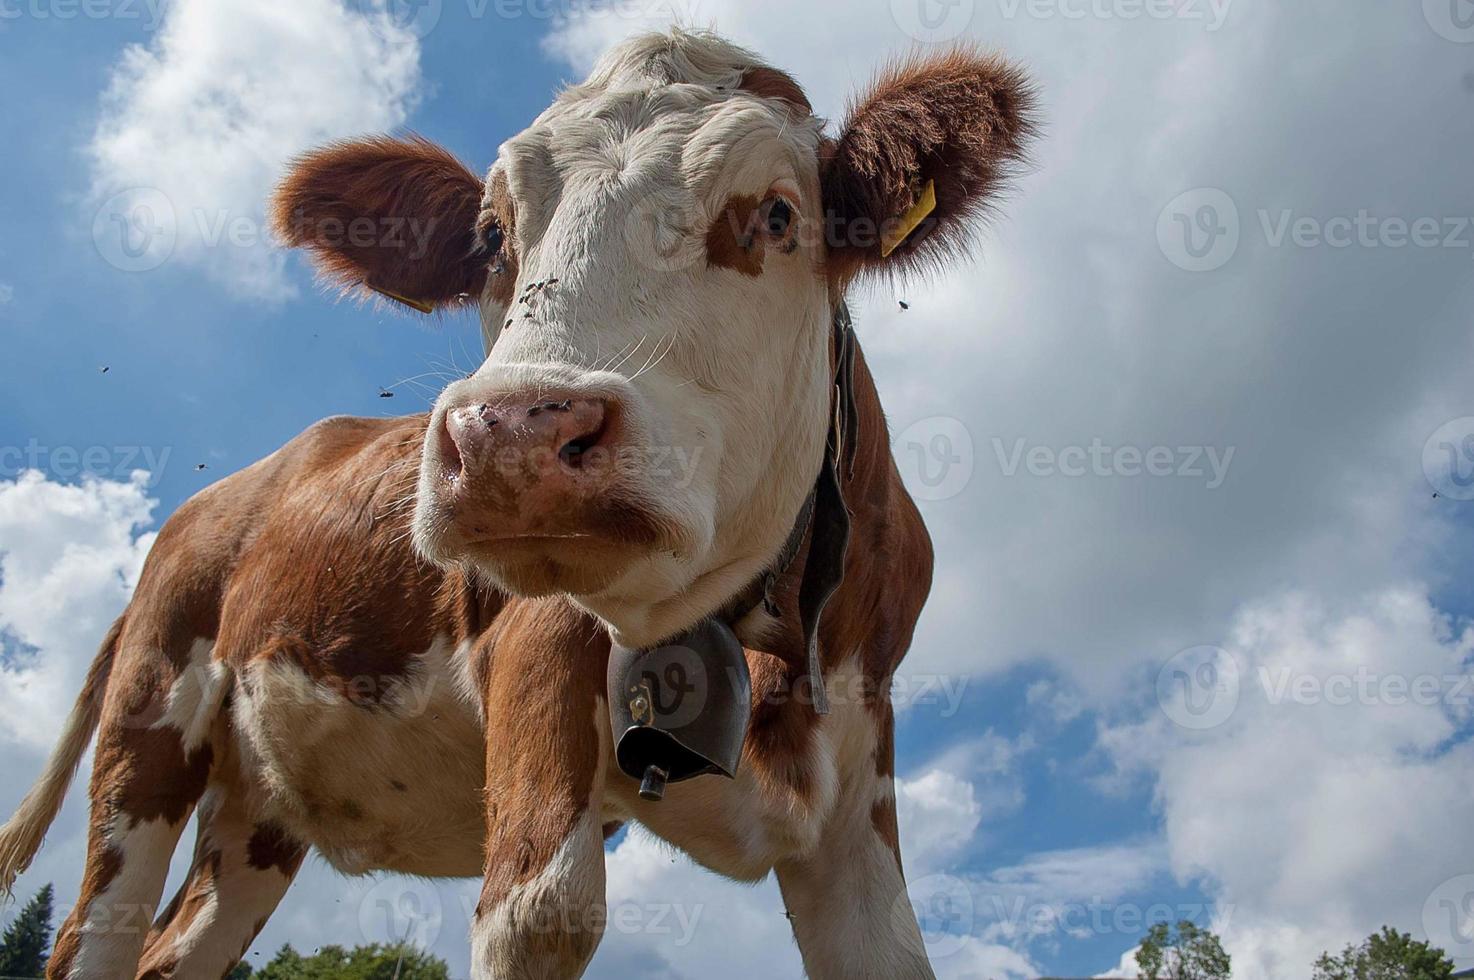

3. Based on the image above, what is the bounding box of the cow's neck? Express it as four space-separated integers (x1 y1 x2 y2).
746 300 931 695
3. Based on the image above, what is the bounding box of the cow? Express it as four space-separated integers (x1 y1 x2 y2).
0 29 1033 979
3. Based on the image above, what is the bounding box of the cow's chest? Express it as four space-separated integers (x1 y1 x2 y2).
230 638 488 877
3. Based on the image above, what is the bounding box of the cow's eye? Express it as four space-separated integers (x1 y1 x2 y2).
481 220 504 257
763 198 792 237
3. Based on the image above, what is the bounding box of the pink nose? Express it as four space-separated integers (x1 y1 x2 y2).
441 396 611 486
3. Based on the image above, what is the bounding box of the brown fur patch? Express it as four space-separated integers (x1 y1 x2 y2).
738 66 812 117
271 135 488 312
246 823 305 876
821 47 1037 284
223 416 500 698
476 600 608 914
870 796 902 872
875 705 896 780
706 194 766 277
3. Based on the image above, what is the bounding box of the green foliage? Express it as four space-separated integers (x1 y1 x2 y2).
1136 919 1232 980
0 883 54 979
244 942 449 980
1313 926 1456 980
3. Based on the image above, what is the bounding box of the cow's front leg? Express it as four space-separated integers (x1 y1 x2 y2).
472 599 611 980
775 701 935 980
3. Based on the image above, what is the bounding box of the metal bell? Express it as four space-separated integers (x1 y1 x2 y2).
607 617 752 802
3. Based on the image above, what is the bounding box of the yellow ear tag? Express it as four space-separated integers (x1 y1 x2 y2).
369 286 434 314
880 179 938 258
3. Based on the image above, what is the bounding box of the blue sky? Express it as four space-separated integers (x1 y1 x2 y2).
3 1 1474 978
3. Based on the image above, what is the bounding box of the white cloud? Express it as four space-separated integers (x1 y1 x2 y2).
0 471 156 752
898 769 984 871
1099 587 1474 978
0 473 161 949
86 0 423 300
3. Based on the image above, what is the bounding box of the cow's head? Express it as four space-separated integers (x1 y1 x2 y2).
274 30 1032 647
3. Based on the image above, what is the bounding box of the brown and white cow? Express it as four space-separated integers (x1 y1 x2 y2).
0 30 1032 979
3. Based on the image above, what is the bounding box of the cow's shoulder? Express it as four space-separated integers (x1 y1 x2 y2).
222 415 495 680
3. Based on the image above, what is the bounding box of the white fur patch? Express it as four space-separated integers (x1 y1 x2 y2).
151 638 224 752
68 817 183 980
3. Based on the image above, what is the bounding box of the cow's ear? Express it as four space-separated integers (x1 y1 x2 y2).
271 135 487 312
820 48 1036 284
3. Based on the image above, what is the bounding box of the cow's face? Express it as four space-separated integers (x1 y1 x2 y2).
275 31 1032 646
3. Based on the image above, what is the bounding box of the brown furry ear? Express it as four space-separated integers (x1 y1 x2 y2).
271 135 487 311
820 48 1037 284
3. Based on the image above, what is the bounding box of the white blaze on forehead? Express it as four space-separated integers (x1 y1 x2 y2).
495 30 823 253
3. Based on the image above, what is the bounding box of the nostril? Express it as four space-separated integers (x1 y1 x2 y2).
558 403 611 470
